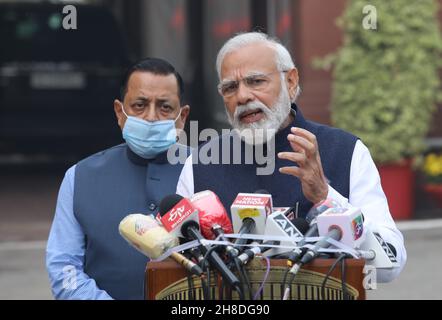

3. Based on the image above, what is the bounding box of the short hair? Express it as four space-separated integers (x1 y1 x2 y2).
120 57 184 103
216 32 300 101
216 32 296 78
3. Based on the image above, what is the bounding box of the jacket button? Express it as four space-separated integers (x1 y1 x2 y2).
149 203 157 211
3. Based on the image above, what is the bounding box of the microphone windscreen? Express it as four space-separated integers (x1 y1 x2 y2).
191 190 233 239
290 218 310 235
119 214 179 259
159 194 184 216
199 209 233 240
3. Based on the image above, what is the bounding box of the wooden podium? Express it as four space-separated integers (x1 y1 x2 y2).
145 258 366 300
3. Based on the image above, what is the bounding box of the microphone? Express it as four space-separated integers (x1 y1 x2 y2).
289 227 343 276
358 224 399 268
237 217 309 265
156 194 200 238
287 198 341 264
190 190 238 258
298 228 342 266
230 192 273 246
316 206 366 249
289 206 366 275
190 190 233 240
263 213 309 258
158 194 241 288
118 213 203 276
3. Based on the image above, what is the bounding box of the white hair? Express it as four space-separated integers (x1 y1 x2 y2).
216 32 300 102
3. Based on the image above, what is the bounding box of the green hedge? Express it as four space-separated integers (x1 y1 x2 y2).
315 0 442 164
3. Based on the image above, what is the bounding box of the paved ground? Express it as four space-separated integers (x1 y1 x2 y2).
367 226 442 300
1 165 442 300
0 243 52 300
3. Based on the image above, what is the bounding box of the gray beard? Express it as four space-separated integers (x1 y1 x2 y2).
226 84 292 145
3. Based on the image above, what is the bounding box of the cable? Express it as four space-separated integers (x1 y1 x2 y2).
220 275 225 300
320 253 346 300
281 267 291 299
201 277 210 300
202 245 220 300
240 261 253 300
233 257 252 300
283 272 296 300
341 255 349 300
186 273 195 300
182 251 206 300
234 284 245 300
253 255 270 300
203 259 211 300
201 244 245 300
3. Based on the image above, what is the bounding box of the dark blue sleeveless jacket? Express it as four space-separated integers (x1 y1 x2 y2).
74 143 189 300
193 105 358 218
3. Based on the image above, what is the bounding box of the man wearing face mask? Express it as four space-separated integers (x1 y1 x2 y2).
46 58 190 300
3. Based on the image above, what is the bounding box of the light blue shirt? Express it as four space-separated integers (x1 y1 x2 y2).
46 165 113 300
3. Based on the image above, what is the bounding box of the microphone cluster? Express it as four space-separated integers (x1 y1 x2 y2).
118 189 399 300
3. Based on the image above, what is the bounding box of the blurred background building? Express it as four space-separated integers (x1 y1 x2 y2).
1 0 441 155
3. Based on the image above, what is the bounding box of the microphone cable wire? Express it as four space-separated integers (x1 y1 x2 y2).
281 267 291 299
240 261 253 300
202 245 220 300
233 257 253 300
253 255 271 300
186 272 195 300
284 270 298 300
320 253 347 300
340 254 349 300
201 244 245 300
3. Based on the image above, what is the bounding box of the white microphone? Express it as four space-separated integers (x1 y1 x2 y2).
289 206 366 275
230 192 273 236
316 206 366 249
237 215 309 265
358 224 399 268
262 212 308 258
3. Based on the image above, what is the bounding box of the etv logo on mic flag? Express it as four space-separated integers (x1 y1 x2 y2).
157 198 200 238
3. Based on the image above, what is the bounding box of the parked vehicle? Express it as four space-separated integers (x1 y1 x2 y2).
0 2 129 157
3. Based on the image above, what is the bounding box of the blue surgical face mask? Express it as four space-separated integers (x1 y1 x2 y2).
120 104 181 159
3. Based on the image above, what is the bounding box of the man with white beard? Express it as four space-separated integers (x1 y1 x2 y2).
176 32 406 282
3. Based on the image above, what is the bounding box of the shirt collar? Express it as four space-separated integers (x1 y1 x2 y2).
125 144 170 166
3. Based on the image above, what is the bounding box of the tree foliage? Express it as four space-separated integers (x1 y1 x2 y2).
315 0 442 164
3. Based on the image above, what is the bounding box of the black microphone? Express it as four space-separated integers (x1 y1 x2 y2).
234 218 256 247
211 223 239 258
237 217 309 265
158 194 241 288
287 198 340 264
289 226 343 275
231 190 272 249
